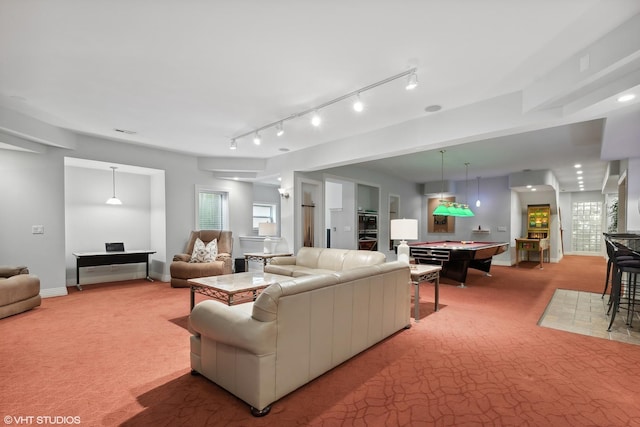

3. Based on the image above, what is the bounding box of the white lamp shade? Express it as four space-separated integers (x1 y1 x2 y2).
258 222 277 237
390 219 418 240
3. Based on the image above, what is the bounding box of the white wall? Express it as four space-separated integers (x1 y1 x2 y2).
0 148 66 296
1 133 256 296
299 165 422 260
510 191 522 264
65 166 155 285
423 176 513 265
627 157 640 232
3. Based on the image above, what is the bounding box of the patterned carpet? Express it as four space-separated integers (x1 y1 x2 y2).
2 256 640 426
539 289 640 345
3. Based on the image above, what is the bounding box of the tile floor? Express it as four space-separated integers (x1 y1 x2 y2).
538 289 640 345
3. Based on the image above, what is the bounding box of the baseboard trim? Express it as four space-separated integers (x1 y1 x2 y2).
40 287 69 298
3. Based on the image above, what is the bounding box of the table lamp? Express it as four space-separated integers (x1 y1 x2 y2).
258 222 278 254
390 219 418 264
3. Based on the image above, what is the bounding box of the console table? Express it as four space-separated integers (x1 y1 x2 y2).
244 252 293 271
72 250 156 290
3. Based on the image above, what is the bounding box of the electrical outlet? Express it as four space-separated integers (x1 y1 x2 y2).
32 225 44 234
497 226 507 232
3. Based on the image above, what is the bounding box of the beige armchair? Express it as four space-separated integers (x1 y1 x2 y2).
0 266 41 319
170 230 233 288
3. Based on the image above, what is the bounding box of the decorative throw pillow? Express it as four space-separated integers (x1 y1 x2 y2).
189 238 218 263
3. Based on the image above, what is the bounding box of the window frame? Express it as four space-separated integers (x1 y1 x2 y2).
252 202 277 232
195 185 229 230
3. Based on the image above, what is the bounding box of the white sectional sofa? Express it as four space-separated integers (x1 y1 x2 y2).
264 246 387 277
188 250 411 416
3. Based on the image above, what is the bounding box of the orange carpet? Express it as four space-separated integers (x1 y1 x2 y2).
2 256 640 426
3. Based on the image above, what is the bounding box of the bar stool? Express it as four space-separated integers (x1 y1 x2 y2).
602 239 635 298
606 244 640 331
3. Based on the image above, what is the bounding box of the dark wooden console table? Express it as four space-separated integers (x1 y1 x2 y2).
72 250 156 290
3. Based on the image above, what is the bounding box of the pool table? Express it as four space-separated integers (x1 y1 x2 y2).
408 240 509 287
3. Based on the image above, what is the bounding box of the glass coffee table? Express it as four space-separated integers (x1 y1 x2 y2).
188 272 291 310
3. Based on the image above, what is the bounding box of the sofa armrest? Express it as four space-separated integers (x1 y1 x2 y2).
215 253 232 274
269 256 297 266
173 253 191 262
0 266 29 278
190 300 276 355
215 252 231 261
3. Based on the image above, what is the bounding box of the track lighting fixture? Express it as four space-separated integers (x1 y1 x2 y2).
405 71 418 90
229 67 417 149
353 94 364 112
311 111 322 127
229 139 237 150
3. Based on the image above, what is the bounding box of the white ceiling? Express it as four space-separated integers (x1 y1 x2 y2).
1 1 639 192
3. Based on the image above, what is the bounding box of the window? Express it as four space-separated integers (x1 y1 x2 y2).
253 203 276 229
196 187 228 230
571 201 602 253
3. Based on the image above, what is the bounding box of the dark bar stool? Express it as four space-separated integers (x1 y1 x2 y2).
603 239 635 298
606 241 640 331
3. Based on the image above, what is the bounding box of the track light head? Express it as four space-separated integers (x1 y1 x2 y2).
311 111 321 127
353 94 364 112
229 139 237 150
230 68 418 143
405 72 418 90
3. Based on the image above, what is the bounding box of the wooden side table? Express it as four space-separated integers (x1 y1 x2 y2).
409 264 442 322
515 238 549 269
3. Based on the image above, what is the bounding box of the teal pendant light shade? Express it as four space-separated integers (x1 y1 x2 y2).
433 150 451 216
461 205 475 217
450 203 465 217
433 202 451 216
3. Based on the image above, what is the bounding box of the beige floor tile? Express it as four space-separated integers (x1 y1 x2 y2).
539 289 640 346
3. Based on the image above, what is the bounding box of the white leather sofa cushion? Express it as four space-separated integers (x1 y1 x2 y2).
265 247 386 277
189 260 411 415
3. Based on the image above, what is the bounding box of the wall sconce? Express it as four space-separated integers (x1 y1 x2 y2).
278 188 290 199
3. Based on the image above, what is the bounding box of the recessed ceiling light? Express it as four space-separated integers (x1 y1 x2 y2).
531 188 537 191
526 185 532 189
577 170 583 174
353 94 364 112
311 111 321 127
574 164 581 168
424 105 442 113
617 94 636 103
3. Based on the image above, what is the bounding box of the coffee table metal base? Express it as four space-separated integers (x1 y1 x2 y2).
189 272 290 310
